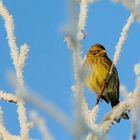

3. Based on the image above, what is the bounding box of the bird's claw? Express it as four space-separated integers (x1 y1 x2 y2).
95 94 102 106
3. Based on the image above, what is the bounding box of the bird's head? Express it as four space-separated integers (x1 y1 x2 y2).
87 44 107 57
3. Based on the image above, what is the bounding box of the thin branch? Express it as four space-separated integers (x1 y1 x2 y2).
30 111 54 140
85 105 99 128
130 64 140 140
0 0 19 67
98 97 131 133
16 100 29 140
95 14 134 104
16 87 74 134
65 1 87 139
0 125 20 140
0 91 17 103
99 66 140 135
112 0 140 23
77 0 89 40
0 107 20 140
113 14 134 65
0 1 30 139
17 44 29 87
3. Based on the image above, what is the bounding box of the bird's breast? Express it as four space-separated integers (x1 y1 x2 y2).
84 57 110 94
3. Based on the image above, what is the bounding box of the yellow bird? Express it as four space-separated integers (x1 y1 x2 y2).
83 44 129 120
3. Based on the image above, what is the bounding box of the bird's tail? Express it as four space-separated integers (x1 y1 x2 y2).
107 93 119 107
107 93 129 121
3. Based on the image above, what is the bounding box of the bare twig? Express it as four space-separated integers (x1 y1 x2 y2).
0 91 17 103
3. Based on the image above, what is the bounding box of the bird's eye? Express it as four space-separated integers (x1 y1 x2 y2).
96 50 99 52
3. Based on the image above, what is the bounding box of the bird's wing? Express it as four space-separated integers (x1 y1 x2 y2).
113 66 120 99
107 57 120 100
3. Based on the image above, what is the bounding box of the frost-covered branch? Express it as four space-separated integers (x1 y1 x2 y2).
18 88 74 134
0 0 19 67
112 0 140 23
30 111 54 140
130 64 140 140
113 14 134 65
95 13 134 105
0 0 140 140
65 1 87 139
0 107 20 140
0 0 30 139
77 0 89 40
98 99 130 133
0 91 17 103
98 64 140 134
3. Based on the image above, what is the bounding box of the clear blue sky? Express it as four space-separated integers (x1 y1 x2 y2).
0 0 140 140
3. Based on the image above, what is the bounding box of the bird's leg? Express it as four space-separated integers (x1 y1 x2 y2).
95 80 107 105
95 94 101 105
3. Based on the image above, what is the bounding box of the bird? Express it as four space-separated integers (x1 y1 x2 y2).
83 43 129 120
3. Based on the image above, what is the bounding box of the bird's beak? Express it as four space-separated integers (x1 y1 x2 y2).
101 50 106 53
97 50 106 56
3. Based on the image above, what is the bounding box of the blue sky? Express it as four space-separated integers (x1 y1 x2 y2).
0 0 140 140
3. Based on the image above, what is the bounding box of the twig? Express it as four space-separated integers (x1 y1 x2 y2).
30 111 54 140
0 107 20 140
112 0 140 23
98 97 131 133
95 14 134 105
0 91 17 103
18 88 74 135
130 64 140 140
0 1 30 139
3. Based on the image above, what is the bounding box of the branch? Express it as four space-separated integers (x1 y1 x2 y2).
30 111 54 140
0 1 30 139
98 99 130 133
130 64 140 140
0 0 19 67
113 0 140 23
98 64 140 134
0 91 17 103
96 14 134 104
0 107 20 140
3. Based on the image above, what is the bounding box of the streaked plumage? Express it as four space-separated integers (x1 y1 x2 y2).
83 44 129 120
